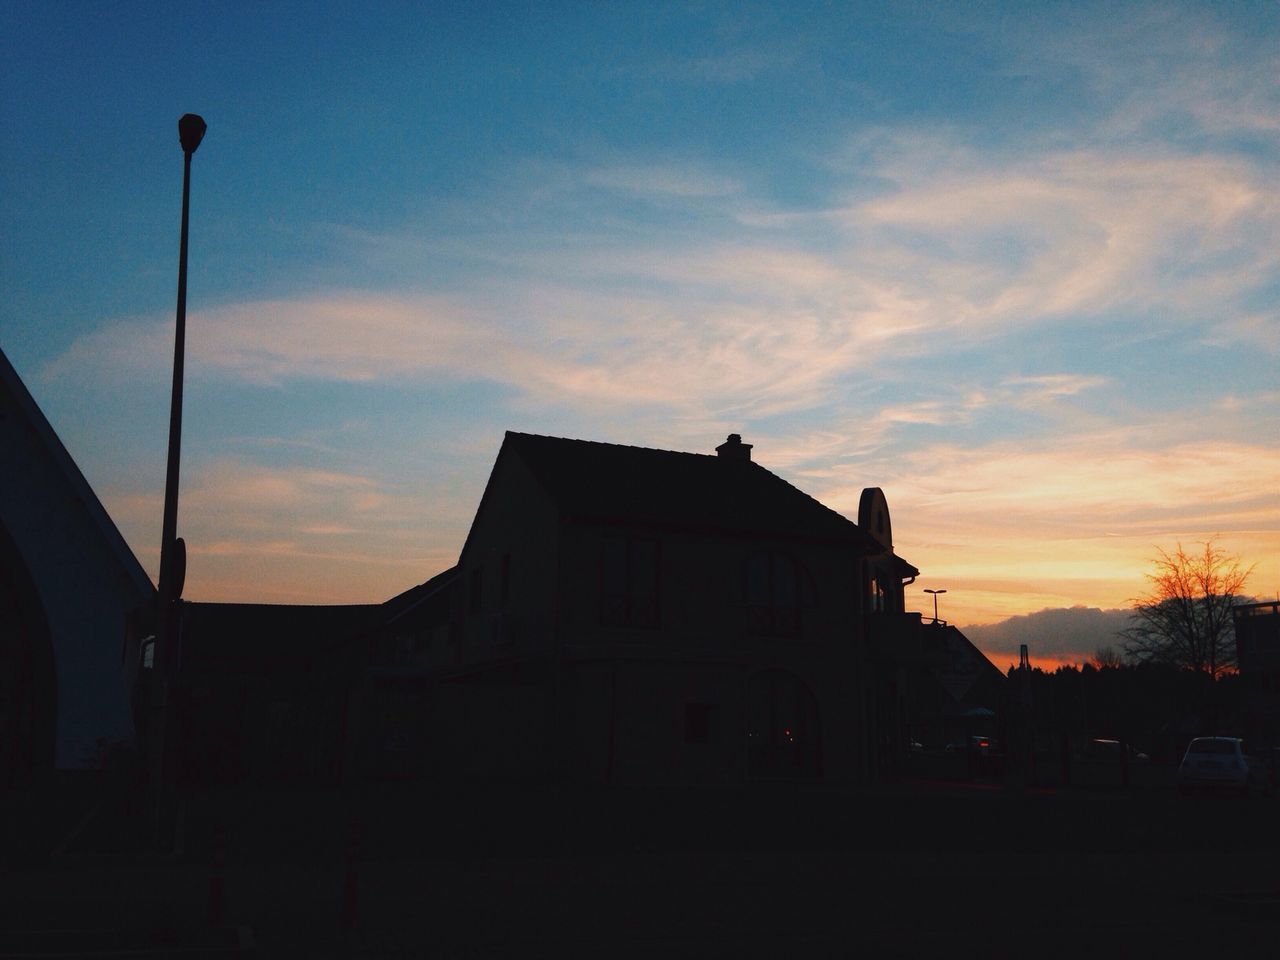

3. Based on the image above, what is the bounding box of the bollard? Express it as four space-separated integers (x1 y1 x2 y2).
208 820 226 927
342 815 361 930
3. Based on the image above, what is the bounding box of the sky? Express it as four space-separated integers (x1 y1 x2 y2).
3 1 1278 669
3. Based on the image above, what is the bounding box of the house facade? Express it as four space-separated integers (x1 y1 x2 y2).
376 431 922 784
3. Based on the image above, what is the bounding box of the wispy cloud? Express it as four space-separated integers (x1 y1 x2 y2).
102 459 467 603
843 148 1279 331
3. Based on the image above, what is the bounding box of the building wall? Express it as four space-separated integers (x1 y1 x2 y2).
429 446 900 785
1 376 147 768
551 523 872 782
555 522 865 651
456 451 561 662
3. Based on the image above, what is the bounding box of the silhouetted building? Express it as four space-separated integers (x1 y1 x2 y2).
154 601 382 783
1 345 153 779
351 566 459 779
121 429 995 786
896 622 1008 751
354 431 928 783
1235 600 1280 746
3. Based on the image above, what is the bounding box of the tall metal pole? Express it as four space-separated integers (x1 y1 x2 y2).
151 114 205 801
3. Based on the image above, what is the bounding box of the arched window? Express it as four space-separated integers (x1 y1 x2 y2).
747 668 822 778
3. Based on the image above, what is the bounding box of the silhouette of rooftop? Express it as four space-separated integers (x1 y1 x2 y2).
381 565 458 623
499 431 899 555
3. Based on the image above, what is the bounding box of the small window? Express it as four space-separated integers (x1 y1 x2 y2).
140 635 156 670
684 703 718 744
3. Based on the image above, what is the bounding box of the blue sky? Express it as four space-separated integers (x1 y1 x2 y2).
3 1 1277 661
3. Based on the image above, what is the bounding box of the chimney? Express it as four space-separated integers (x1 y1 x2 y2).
715 433 752 462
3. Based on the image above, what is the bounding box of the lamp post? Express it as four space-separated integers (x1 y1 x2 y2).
151 114 205 797
924 588 947 624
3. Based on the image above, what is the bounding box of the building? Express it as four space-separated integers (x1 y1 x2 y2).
1235 600 1280 747
156 601 383 783
355 431 927 784
1 346 153 779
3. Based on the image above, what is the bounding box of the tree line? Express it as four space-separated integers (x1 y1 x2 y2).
1003 538 1262 762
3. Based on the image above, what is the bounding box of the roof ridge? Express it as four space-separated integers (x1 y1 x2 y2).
506 430 718 460
508 430 855 521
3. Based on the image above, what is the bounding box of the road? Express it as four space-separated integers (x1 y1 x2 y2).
3 773 1277 957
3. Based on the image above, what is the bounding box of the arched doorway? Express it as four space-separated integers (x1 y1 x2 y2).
0 517 56 784
747 668 822 778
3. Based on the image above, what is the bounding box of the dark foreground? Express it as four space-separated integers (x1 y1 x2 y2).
3 767 1278 958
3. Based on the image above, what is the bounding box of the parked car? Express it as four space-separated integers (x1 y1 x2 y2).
1176 737 1259 795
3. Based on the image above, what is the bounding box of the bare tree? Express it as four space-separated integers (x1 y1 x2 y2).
1091 645 1123 669
1121 539 1253 678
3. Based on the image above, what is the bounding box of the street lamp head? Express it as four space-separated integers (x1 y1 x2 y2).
178 114 207 156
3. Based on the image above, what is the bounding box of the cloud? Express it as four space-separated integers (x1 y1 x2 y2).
999 374 1108 399
48 280 926 421
806 425 1280 627
101 458 469 604
52 123 1277 438
1017 4 1280 141
844 148 1279 330
963 606 1136 662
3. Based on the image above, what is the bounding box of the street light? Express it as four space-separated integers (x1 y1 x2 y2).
924 588 947 624
152 113 205 794
158 114 205 618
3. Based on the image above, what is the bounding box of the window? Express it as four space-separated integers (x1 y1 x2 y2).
684 703 719 744
869 576 886 614
601 536 660 628
139 635 156 670
469 566 483 615
744 552 815 637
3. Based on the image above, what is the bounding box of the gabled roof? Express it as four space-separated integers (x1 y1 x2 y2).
0 345 153 601
486 431 891 553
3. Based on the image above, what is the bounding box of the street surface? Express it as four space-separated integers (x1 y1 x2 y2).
3 769 1277 957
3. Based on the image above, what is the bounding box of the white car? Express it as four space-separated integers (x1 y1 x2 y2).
1177 737 1258 794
